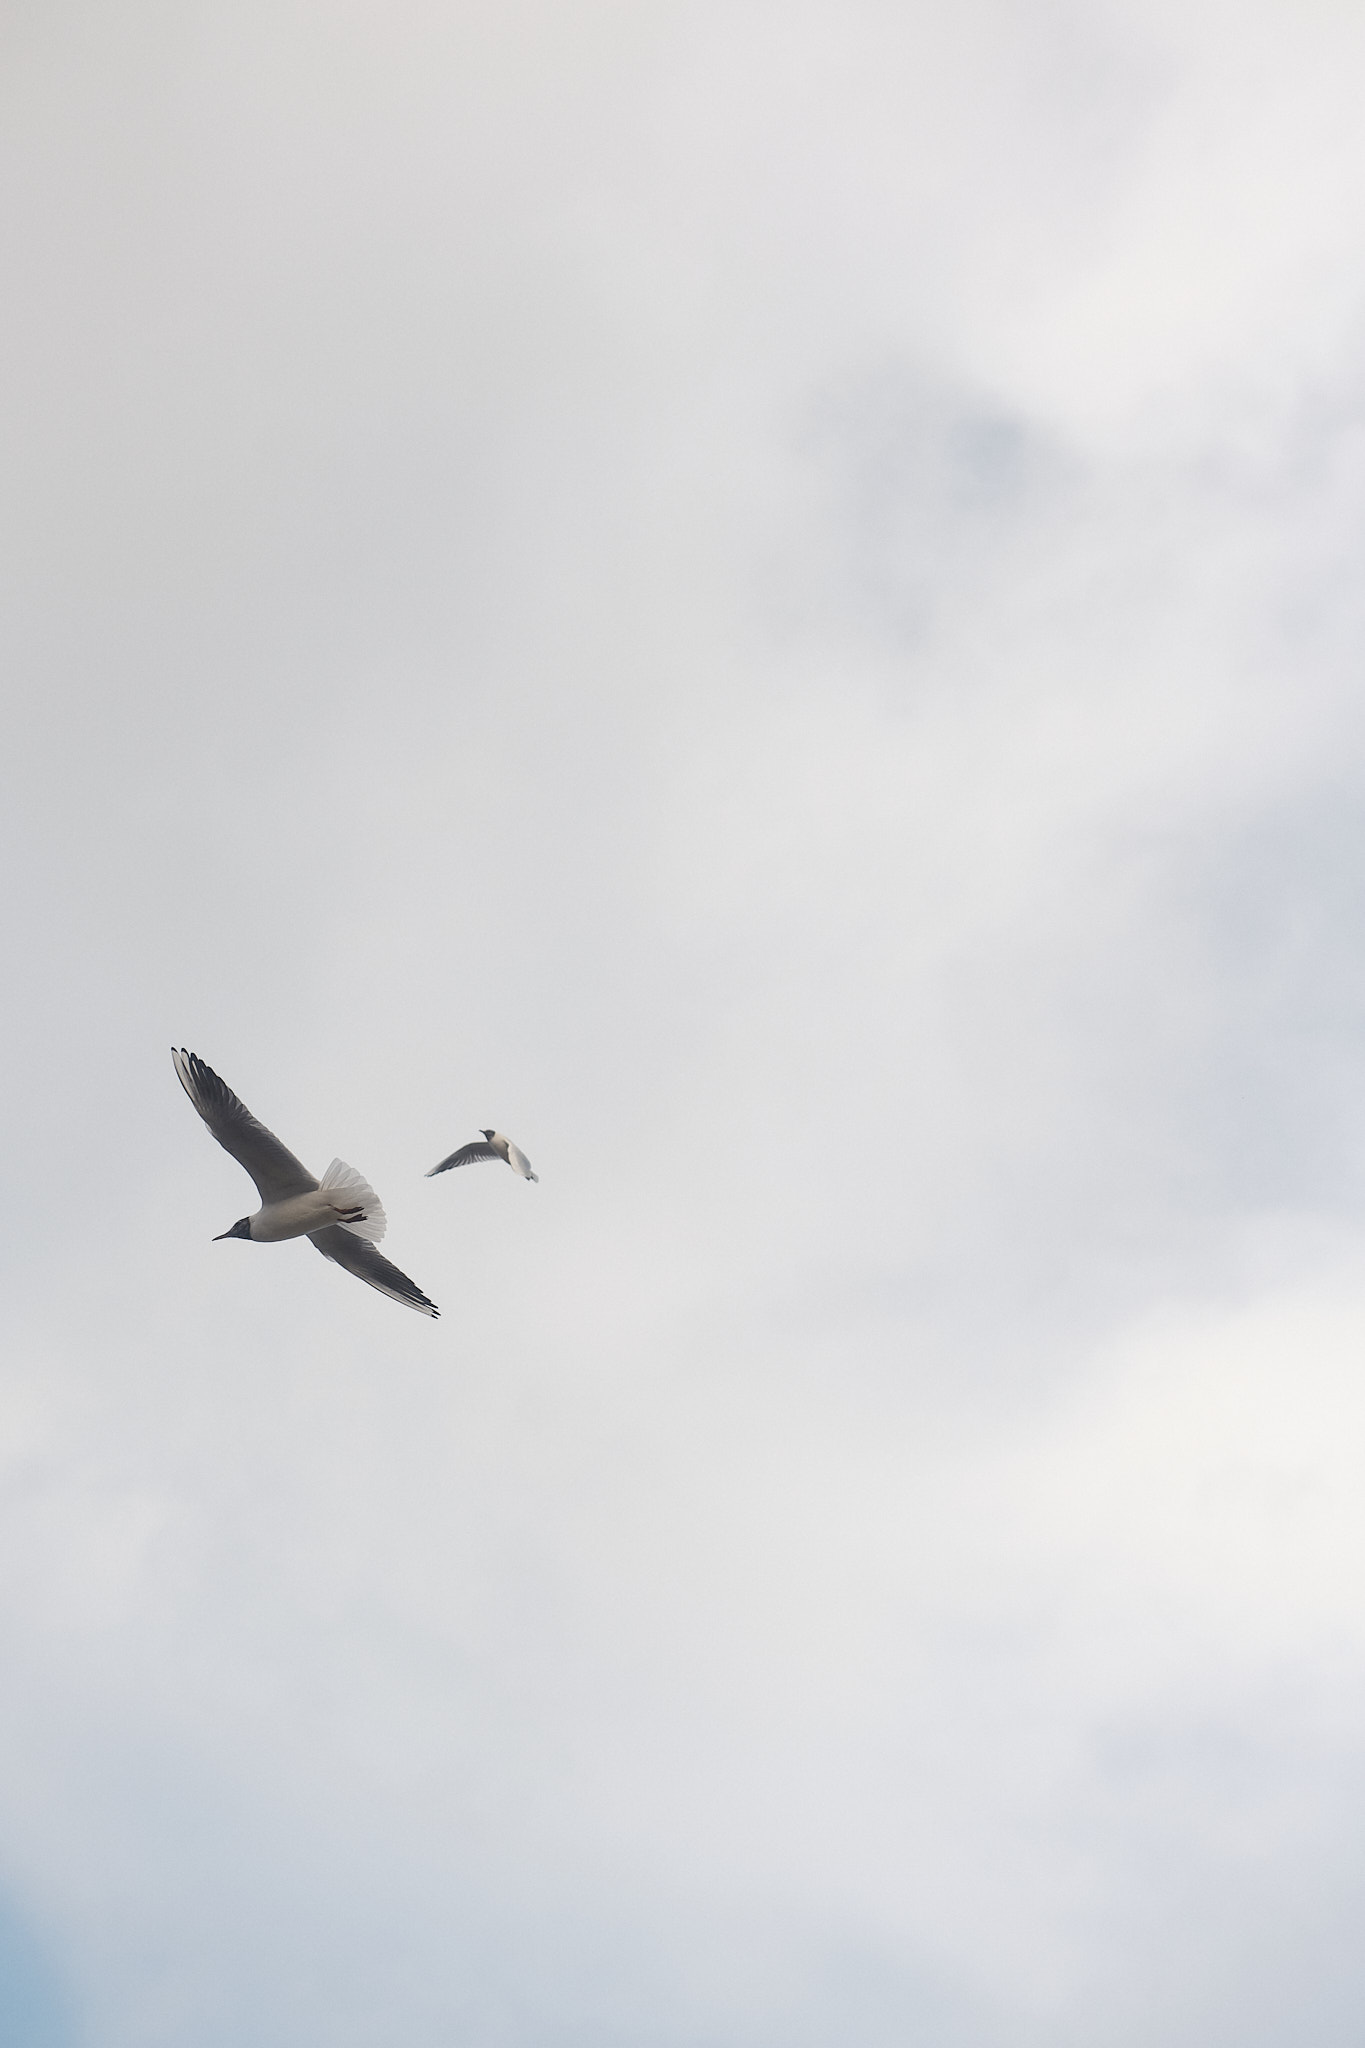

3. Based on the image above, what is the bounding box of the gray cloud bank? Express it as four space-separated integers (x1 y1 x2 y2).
5 2 1365 2042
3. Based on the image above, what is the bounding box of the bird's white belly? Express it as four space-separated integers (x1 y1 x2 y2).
251 1190 339 1241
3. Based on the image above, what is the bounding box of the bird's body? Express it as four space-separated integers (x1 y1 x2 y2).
238 1188 355 1242
172 1049 439 1316
427 1129 538 1182
214 1154 386 1243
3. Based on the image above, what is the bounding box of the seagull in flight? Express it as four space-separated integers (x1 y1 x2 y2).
427 1130 538 1182
172 1049 439 1317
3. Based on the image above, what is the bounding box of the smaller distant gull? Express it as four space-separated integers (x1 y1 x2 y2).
427 1130 539 1182
173 1048 439 1317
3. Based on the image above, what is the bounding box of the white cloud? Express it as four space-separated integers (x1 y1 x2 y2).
5 1 1365 2040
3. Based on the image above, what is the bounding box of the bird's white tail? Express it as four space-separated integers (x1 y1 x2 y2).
319 1158 387 1242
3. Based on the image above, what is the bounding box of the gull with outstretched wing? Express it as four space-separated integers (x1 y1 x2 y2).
172 1048 439 1317
427 1129 538 1183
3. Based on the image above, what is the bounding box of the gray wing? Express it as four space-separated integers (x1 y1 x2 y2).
308 1224 440 1317
172 1048 318 1202
426 1142 501 1176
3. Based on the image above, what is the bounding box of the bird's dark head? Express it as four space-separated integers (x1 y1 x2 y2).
213 1217 253 1242
481 1129 495 1141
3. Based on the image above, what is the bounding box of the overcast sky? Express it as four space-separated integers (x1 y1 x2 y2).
7 2 1365 2042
